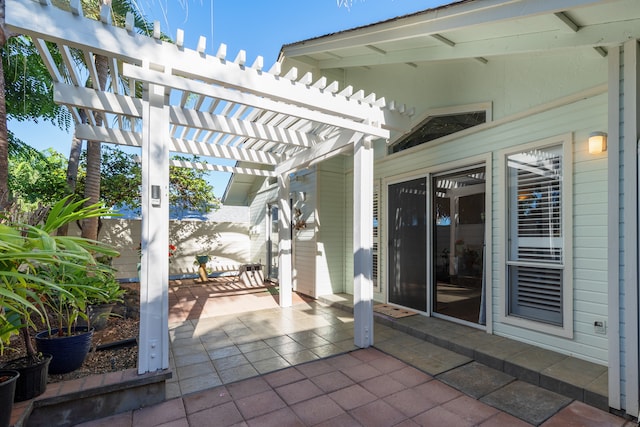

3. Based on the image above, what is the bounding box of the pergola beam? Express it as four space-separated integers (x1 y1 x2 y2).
123 64 389 139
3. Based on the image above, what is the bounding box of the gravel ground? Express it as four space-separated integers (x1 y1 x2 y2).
0 283 141 383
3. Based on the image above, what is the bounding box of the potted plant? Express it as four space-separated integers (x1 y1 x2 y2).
0 370 19 427
194 254 210 282
0 197 119 384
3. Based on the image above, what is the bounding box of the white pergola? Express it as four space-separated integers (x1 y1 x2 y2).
5 0 412 373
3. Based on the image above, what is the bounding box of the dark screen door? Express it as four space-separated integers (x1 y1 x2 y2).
388 178 427 312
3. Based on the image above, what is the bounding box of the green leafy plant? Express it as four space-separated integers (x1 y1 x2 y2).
0 196 119 357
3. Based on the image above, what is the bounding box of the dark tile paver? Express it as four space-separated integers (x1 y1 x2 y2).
350 399 407 427
186 401 244 427
480 380 572 425
437 361 515 398
263 367 305 388
132 398 186 427
291 395 345 425
183 386 232 414
361 374 407 397
246 407 304 427
388 365 433 387
311 370 356 392
539 401 627 427
235 389 287 420
329 384 378 410
276 379 324 405
442 395 501 425
384 388 439 417
226 376 271 399
413 405 477 427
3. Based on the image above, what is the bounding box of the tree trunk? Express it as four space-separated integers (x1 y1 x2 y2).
58 109 85 236
81 55 109 240
0 0 9 210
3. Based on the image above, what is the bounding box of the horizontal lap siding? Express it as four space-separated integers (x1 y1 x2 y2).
292 173 316 297
368 93 608 364
316 167 346 295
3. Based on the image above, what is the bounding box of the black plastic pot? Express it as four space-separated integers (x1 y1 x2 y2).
35 327 93 375
0 370 19 427
2 354 52 402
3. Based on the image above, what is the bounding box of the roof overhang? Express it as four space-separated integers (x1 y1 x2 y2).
281 0 640 70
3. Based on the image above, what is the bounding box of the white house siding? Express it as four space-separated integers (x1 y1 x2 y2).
316 158 347 296
248 182 277 268
291 170 317 297
333 52 611 365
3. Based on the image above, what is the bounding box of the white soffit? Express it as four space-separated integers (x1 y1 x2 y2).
282 0 640 69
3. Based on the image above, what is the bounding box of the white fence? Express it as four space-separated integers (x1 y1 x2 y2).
77 218 251 280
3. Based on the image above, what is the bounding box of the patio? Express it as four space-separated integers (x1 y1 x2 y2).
63 278 628 426
6 275 630 426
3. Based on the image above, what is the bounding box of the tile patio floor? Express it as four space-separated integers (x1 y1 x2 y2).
78 279 632 426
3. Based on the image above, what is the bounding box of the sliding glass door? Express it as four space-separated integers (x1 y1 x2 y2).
432 167 486 324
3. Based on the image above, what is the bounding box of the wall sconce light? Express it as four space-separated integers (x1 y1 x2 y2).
588 132 607 154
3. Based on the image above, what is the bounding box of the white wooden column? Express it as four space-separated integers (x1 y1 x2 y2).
278 173 293 307
138 82 170 374
353 136 374 348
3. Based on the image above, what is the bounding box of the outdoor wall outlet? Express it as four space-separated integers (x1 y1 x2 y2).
594 320 607 335
151 185 161 207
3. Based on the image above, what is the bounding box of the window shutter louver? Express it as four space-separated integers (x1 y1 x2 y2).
507 146 563 326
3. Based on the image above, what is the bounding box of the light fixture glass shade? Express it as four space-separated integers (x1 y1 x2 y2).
588 132 607 154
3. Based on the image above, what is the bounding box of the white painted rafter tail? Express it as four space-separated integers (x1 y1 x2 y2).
99 3 111 24
325 81 340 94
350 90 364 102
283 67 298 81
70 0 82 16
312 76 327 89
375 96 386 108
338 85 353 98
169 159 275 176
252 56 264 71
176 29 184 48
269 62 282 76
364 93 377 105
197 36 206 54
124 11 133 32
234 50 246 66
153 21 161 39
123 64 389 138
298 72 313 86
216 43 227 60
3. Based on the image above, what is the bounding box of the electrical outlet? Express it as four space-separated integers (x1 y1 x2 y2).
594 320 607 335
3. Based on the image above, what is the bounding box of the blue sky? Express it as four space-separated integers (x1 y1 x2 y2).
9 0 449 197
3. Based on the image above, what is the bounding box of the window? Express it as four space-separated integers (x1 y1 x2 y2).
390 110 487 154
506 143 567 327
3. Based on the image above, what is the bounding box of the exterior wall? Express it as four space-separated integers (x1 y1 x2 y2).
248 180 277 267
77 212 251 281
316 158 347 295
291 170 317 297
335 52 610 365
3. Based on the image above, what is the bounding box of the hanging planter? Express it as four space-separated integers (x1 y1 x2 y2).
0 370 19 427
1 354 52 402
35 327 94 375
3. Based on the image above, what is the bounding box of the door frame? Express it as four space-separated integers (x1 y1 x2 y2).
382 153 493 332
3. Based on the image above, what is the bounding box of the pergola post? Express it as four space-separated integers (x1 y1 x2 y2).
138 83 170 374
278 173 293 307
353 136 374 348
